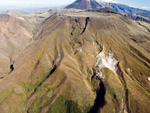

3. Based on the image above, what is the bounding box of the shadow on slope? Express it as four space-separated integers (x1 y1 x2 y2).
89 80 106 113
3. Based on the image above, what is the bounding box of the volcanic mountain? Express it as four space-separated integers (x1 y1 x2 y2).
96 0 150 23
65 0 150 23
97 0 150 18
65 0 102 9
0 8 150 113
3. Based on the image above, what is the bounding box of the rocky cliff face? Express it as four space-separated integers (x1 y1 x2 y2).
0 8 150 113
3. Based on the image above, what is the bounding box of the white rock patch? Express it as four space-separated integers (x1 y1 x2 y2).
148 77 150 81
17 17 25 21
95 48 118 79
80 49 82 52
96 70 104 79
128 68 132 73
96 49 118 73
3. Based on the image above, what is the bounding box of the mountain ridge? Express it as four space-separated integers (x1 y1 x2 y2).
65 0 150 23
0 8 150 113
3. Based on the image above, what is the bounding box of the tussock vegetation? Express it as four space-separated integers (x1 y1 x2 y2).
0 8 150 113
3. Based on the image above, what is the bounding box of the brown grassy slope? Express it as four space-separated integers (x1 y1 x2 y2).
0 12 51 77
0 9 150 113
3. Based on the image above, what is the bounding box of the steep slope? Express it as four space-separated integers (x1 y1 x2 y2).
124 13 150 23
0 11 51 78
65 0 102 10
0 8 150 113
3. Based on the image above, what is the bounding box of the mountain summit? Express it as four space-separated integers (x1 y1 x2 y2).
65 0 150 23
65 0 102 9
97 0 118 3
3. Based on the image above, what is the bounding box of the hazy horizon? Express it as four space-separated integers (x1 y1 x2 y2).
0 0 150 14
0 3 65 14
0 0 149 10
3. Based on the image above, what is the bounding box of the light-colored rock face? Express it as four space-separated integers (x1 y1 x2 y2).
0 9 150 113
96 48 118 73
95 47 118 79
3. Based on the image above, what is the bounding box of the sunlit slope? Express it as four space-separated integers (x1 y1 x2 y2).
0 9 150 113
0 11 50 77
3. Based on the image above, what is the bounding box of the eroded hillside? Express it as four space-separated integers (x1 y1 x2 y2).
0 11 51 77
0 8 150 113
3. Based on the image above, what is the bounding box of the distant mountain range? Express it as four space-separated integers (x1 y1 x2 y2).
65 0 150 23
0 4 64 14
99 1 150 22
98 1 150 17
